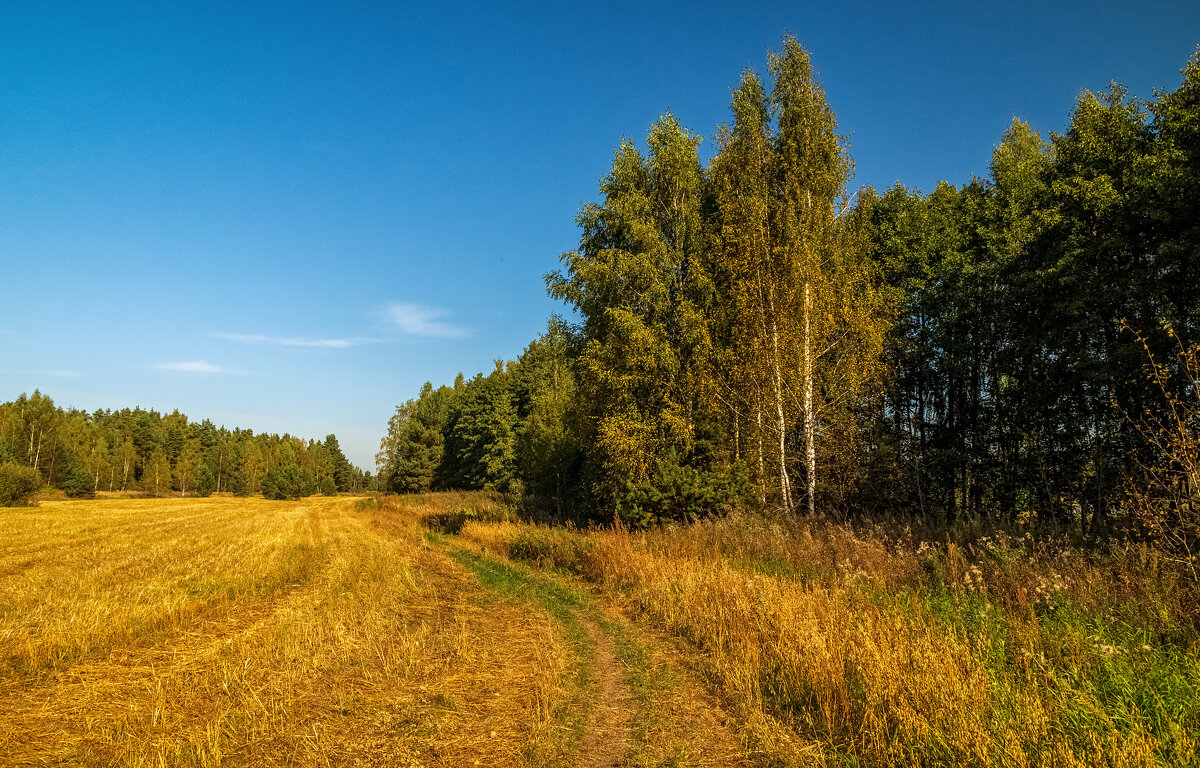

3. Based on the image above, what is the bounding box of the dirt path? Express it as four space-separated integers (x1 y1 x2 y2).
440 538 757 768
575 614 633 768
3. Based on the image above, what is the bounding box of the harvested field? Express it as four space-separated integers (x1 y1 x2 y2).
0 497 570 766
0 495 748 767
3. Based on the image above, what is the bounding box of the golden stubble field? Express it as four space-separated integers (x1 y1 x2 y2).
0 495 746 768
0 496 572 767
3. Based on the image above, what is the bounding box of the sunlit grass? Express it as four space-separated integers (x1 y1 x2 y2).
457 506 1200 767
9 492 1194 766
0 496 571 767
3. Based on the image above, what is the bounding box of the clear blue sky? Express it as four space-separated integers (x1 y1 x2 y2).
2 2 1198 469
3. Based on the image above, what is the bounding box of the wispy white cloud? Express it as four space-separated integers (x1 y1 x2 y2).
153 361 246 374
383 302 469 339
212 332 363 348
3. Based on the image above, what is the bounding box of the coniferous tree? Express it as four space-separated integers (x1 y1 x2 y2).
443 366 521 492
325 434 354 492
377 383 456 493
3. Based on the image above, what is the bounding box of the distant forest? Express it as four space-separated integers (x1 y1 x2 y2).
0 391 367 500
377 38 1200 551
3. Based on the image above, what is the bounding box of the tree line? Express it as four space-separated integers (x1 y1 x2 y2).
377 38 1199 544
0 390 368 502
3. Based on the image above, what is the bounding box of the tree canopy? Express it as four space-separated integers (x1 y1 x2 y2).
378 40 1200 542
0 392 369 501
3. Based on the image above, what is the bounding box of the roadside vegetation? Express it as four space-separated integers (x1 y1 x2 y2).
377 39 1200 552
444 495 1200 767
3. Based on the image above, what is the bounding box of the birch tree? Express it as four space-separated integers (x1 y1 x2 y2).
710 70 775 506
710 38 890 516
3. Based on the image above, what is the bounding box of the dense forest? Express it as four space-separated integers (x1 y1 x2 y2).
377 38 1200 561
0 390 367 503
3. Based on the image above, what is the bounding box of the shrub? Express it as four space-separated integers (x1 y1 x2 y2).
424 504 515 534
618 453 751 527
318 477 337 497
1124 323 1200 581
508 526 592 572
0 462 40 506
353 495 380 513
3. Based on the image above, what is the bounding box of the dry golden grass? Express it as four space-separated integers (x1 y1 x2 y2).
0 496 572 766
383 493 763 767
459 512 1200 768
12 492 1186 767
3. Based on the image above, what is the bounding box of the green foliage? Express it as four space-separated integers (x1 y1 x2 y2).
143 449 171 497
547 113 715 509
318 476 337 496
0 461 40 506
377 338 581 504
0 393 363 499
510 319 585 517
851 51 1200 537
376 42 1200 556
194 464 216 498
261 463 317 500
443 368 521 492
324 434 354 492
174 439 203 496
618 453 751 527
58 450 95 499
378 382 457 494
230 468 250 497
352 495 380 513
424 504 515 535
507 527 593 573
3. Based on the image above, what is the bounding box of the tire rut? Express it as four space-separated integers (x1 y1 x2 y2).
575 614 633 768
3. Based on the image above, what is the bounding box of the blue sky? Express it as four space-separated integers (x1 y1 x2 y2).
2 1 1198 469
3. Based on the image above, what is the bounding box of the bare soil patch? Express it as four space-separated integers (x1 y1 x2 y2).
575 614 633 768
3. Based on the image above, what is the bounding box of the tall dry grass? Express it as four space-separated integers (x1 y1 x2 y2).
0 496 572 766
458 510 1200 767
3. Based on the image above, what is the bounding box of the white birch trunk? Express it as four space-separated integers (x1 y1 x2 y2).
769 302 792 514
756 403 766 506
803 281 816 517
